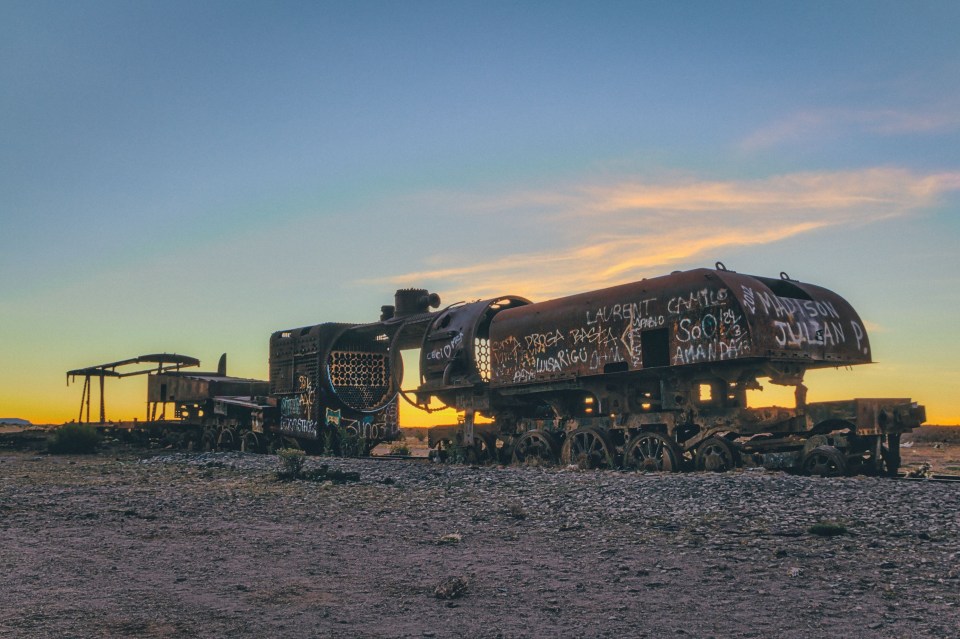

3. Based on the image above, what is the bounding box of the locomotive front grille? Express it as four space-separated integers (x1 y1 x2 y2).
328 350 392 411
475 337 491 382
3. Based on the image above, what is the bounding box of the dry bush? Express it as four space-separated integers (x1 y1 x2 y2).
48 423 100 454
505 502 527 520
276 448 306 479
389 442 410 456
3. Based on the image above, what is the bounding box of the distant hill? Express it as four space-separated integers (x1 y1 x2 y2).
0 418 32 426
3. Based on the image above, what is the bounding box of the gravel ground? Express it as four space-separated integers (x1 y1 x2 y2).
1 450 958 638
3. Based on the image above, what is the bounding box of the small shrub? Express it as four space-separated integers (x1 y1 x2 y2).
389 442 410 456
808 521 848 537
322 428 337 456
907 462 933 478
338 426 363 458
434 576 468 600
522 455 545 468
48 423 100 454
276 447 306 479
447 443 466 464
506 502 528 520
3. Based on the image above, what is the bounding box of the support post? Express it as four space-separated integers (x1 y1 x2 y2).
99 374 106 423
78 377 89 423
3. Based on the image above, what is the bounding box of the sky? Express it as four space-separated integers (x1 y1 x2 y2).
1 0 958 425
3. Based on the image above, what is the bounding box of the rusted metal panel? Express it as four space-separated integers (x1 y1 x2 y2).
487 267 872 388
487 269 744 385
271 322 347 437
714 270 872 367
805 398 926 436
146 373 268 404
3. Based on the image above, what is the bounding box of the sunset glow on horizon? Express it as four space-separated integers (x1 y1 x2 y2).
2 2 959 426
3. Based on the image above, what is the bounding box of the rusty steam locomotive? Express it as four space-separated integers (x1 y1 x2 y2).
74 264 924 476
412 263 924 476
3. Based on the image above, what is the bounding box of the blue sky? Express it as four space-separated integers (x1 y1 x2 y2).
1 1 958 423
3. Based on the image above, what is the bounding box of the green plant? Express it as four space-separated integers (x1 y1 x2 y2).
338 426 363 457
447 442 466 464
48 423 100 454
322 427 336 456
389 442 410 456
276 447 306 479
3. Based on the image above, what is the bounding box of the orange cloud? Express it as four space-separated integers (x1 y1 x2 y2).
371 167 960 301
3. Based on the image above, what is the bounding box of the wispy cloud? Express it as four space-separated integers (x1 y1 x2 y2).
371 168 960 301
742 106 960 151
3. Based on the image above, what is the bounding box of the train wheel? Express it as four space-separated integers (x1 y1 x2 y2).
561 427 616 469
240 431 262 454
802 445 847 477
201 427 218 452
624 432 682 472
511 431 559 466
216 427 238 451
695 437 739 472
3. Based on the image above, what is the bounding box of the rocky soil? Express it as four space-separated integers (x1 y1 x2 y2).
1 450 958 638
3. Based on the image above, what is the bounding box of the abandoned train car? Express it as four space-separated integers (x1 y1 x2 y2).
415 264 924 475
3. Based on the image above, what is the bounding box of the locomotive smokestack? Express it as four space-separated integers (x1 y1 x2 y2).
393 289 441 317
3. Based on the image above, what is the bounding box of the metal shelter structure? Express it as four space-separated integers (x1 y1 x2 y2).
66 354 200 423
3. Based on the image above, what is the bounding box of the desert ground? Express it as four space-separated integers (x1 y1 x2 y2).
0 427 958 638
